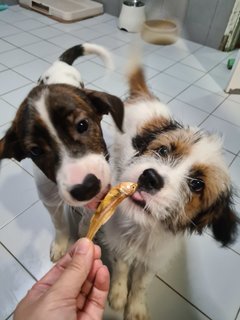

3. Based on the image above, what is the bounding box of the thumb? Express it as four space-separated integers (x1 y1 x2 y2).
50 238 94 297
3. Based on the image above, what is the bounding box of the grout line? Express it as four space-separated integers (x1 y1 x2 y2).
0 241 37 281
5 312 14 320
0 199 39 231
156 276 213 320
235 307 240 320
204 0 220 46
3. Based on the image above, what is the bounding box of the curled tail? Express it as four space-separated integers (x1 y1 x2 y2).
59 43 114 71
126 46 152 99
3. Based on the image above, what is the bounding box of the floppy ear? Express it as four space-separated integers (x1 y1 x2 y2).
191 192 239 246
211 201 239 246
0 123 25 161
84 89 124 132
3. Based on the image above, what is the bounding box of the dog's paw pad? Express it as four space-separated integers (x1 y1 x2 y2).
50 240 69 262
124 302 150 320
108 282 128 311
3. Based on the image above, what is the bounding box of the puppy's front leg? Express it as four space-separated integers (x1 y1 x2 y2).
124 264 154 320
46 203 71 262
108 258 129 311
33 164 71 262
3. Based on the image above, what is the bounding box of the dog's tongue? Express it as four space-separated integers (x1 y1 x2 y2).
131 190 144 202
85 185 111 210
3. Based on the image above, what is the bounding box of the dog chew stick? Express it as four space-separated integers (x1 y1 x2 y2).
86 182 138 240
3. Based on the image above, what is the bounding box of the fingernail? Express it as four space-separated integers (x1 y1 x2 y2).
75 238 91 255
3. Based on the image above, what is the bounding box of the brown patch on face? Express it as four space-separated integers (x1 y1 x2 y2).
45 84 107 157
132 117 183 155
180 163 231 231
133 118 202 161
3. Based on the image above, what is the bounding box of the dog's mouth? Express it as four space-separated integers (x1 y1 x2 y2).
85 184 111 210
130 191 147 208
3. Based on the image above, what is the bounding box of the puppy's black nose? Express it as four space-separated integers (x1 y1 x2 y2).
70 174 101 201
138 168 164 192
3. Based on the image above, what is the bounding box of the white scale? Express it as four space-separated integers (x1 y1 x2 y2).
19 0 103 22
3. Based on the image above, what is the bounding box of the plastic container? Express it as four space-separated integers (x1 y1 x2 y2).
118 1 146 33
19 0 103 22
141 19 178 45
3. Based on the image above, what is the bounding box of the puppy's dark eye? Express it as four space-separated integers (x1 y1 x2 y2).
29 147 43 158
76 119 89 133
188 178 204 193
158 145 169 157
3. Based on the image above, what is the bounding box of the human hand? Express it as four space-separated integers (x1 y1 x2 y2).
14 238 110 320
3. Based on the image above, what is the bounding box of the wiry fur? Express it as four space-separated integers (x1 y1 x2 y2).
103 63 239 320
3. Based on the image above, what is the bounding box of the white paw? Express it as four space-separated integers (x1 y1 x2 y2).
50 239 70 262
124 300 150 320
108 280 128 311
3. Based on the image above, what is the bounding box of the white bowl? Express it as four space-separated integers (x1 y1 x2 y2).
141 19 178 45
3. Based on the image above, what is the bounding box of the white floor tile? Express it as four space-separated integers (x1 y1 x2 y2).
29 26 62 39
0 123 10 139
53 21 87 33
103 276 209 320
15 158 34 176
200 115 240 154
151 89 173 104
0 244 35 319
70 27 102 42
144 52 176 71
13 18 45 31
3 32 40 47
0 9 26 22
0 162 38 228
76 60 106 83
0 70 31 95
88 22 115 36
159 234 240 320
101 120 115 148
223 150 236 167
0 201 54 280
14 59 50 82
0 21 21 37
213 99 240 127
154 46 191 61
92 73 127 97
0 48 36 68
195 46 229 62
171 38 202 53
0 63 7 72
168 99 209 126
177 85 225 113
149 73 190 97
0 99 16 126
93 35 125 51
165 63 205 83
24 40 61 58
195 74 229 97
109 28 135 43
0 38 15 54
2 83 35 108
181 54 219 72
48 33 84 49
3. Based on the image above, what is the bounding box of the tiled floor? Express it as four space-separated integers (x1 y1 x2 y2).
0 5 240 320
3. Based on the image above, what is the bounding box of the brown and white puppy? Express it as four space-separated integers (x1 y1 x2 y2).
103 63 239 319
0 82 123 261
